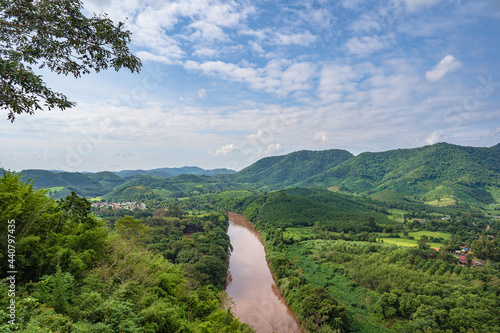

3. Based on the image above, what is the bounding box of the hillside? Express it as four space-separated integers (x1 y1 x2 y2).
301 142 499 205
113 166 236 178
14 143 500 208
17 166 237 199
231 149 354 187
227 187 394 231
224 143 499 207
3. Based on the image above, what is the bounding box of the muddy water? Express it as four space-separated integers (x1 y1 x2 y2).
225 213 302 333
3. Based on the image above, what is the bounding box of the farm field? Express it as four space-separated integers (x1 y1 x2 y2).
380 230 451 249
408 230 451 240
381 237 443 249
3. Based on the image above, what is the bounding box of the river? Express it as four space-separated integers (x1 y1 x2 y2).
225 212 302 333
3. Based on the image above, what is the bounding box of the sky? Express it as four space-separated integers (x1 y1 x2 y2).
1 0 500 172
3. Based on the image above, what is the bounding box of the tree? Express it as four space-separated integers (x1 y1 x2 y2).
472 237 499 261
1 0 142 121
418 236 430 250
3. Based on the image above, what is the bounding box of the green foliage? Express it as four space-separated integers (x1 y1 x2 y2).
0 172 107 283
234 188 392 233
0 172 252 332
0 0 141 121
299 286 347 331
233 149 354 186
35 267 75 314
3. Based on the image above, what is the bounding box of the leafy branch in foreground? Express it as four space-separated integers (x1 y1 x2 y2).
0 0 142 121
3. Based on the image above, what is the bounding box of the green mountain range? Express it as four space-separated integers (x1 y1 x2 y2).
13 142 500 208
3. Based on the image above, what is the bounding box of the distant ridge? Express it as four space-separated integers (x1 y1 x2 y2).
17 166 236 198
14 142 499 207
113 166 236 178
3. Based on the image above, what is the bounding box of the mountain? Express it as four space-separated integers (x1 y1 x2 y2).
18 166 236 199
230 142 500 206
18 169 126 198
15 143 499 207
113 166 236 178
231 149 354 187
301 143 499 202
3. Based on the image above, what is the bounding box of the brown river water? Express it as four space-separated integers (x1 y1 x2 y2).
225 212 302 333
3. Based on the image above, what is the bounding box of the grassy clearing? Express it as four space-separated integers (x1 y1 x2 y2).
408 230 451 240
381 237 443 249
386 209 407 223
426 197 456 207
46 186 65 192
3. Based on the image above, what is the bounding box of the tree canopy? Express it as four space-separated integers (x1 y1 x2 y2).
0 0 142 121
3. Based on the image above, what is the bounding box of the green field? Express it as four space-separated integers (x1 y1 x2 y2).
426 197 456 207
381 238 443 249
379 230 451 249
46 186 65 192
386 209 407 223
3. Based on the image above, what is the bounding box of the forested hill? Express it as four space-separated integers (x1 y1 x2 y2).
113 166 236 178
301 142 499 203
229 142 499 206
231 149 354 186
15 167 236 198
10 142 500 207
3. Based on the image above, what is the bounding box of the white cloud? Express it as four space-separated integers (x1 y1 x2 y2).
185 59 317 96
274 31 317 46
425 131 441 145
281 62 317 90
257 143 282 158
345 34 393 56
135 51 175 64
425 55 462 82
215 143 239 155
198 89 207 99
246 129 274 144
313 131 329 143
193 47 219 58
188 21 228 42
340 0 365 10
318 64 364 103
249 41 265 54
86 0 256 65
404 0 442 12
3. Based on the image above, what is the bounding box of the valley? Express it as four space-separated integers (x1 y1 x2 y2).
1 142 500 332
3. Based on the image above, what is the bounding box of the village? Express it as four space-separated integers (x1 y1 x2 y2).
91 201 147 211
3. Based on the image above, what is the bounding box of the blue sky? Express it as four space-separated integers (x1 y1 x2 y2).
1 0 499 172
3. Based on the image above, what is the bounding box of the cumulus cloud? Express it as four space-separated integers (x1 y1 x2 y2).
345 34 393 56
425 55 461 82
249 41 265 54
246 129 275 145
215 143 240 155
185 59 317 96
257 143 282 158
